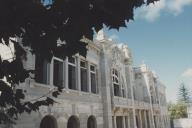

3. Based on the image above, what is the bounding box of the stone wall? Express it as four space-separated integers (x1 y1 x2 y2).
173 119 192 128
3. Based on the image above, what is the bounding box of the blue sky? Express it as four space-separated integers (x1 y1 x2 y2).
105 0 192 102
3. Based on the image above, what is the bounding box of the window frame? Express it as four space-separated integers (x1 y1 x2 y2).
112 69 121 97
35 55 99 94
35 56 51 85
80 59 88 92
90 63 98 94
68 56 77 90
52 57 65 87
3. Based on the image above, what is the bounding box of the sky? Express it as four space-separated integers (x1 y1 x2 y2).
105 0 192 102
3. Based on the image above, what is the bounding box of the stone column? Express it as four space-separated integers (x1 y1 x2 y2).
144 111 148 128
149 110 155 128
133 109 137 128
125 65 137 128
148 111 152 128
129 110 136 128
123 116 126 128
139 110 143 128
50 57 54 85
157 115 160 128
65 57 68 89
100 49 113 128
113 116 117 128
154 115 157 128
127 112 131 128
77 56 81 91
87 62 91 93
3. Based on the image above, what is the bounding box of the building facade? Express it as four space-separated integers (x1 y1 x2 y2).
0 31 170 128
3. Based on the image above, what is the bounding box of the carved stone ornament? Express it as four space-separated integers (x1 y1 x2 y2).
111 46 121 69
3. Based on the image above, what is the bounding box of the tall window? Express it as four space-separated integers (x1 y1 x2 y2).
53 58 64 87
112 69 121 96
90 65 97 94
35 56 50 85
68 57 77 90
80 60 88 92
121 78 126 98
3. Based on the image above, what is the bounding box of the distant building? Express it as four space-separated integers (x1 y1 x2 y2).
0 31 170 128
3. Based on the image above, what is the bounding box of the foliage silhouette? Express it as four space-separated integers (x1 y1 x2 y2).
0 0 159 124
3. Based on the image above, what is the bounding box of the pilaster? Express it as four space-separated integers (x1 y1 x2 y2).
50 58 54 85
123 116 126 128
64 57 68 89
100 48 113 128
144 110 148 128
88 62 91 93
113 116 117 128
139 110 143 128
128 112 131 128
77 56 81 91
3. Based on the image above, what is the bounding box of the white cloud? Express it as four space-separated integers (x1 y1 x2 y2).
168 0 192 15
135 0 166 22
135 0 192 21
182 68 192 78
109 34 119 40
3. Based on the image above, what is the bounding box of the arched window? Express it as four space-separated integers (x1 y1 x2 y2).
87 116 97 128
40 115 58 128
112 69 122 96
112 69 121 96
67 115 80 128
121 77 126 98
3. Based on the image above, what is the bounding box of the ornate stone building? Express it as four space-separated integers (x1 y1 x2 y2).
0 31 170 128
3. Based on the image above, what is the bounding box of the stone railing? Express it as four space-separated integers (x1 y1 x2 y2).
25 81 102 103
152 104 160 110
113 96 133 107
134 100 151 109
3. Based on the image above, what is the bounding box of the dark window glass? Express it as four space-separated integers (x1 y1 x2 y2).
115 77 119 83
35 58 50 84
81 68 88 92
116 116 123 128
114 70 118 76
68 65 76 90
91 73 97 93
87 116 97 128
114 84 120 96
90 65 95 71
53 60 63 87
80 61 86 67
68 57 75 64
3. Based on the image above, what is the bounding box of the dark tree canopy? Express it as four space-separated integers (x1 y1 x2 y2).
0 0 159 58
0 0 159 124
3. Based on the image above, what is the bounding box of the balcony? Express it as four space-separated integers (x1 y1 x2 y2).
152 104 160 110
24 81 102 103
134 100 151 109
113 96 133 108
